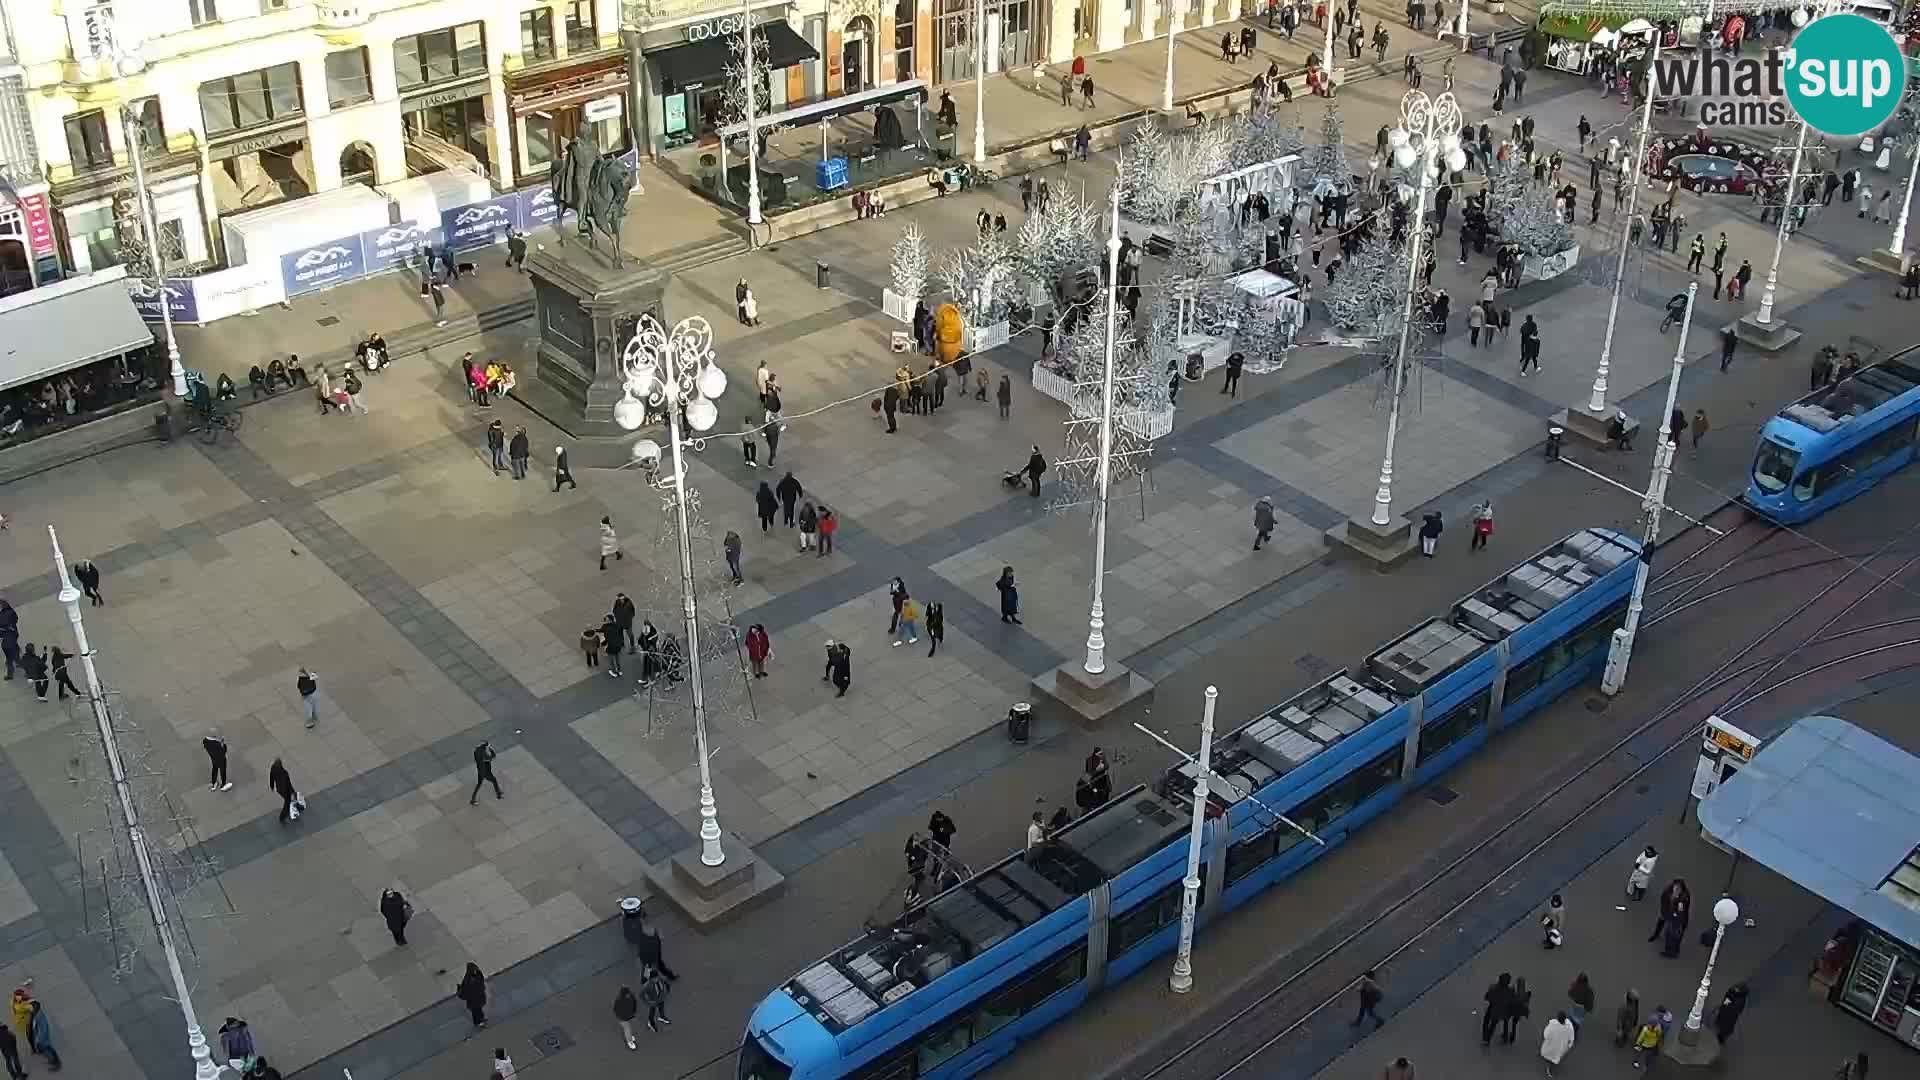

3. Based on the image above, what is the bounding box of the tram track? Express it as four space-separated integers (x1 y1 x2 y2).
1103 510 1920 1080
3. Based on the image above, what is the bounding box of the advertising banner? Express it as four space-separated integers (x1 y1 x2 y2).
441 195 519 251
279 235 367 296
18 193 55 258
124 277 200 324
191 262 285 322
518 185 559 231
361 220 443 273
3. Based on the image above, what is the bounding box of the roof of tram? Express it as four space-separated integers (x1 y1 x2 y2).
1698 715 1920 949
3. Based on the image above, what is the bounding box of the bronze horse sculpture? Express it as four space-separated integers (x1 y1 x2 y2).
549 132 634 269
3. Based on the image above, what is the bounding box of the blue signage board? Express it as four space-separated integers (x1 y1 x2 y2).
279 235 367 296
360 220 444 273
124 277 200 324
441 195 520 251
518 184 559 231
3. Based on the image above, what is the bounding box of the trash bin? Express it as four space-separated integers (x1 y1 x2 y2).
1005 702 1032 745
816 260 831 289
153 404 173 443
1545 426 1564 461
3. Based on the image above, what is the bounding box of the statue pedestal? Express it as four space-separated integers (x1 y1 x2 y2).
519 239 667 438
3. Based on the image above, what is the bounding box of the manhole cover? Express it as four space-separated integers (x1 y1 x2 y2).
316 315 341 326
1295 653 1331 677
1425 785 1459 806
530 1026 574 1055
1584 697 1610 713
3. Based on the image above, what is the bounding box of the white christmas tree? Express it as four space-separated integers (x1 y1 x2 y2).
939 234 1018 326
890 223 928 301
1051 289 1166 512
1118 121 1231 226
1304 103 1355 199
1500 182 1575 258
1013 187 1103 303
1322 229 1413 343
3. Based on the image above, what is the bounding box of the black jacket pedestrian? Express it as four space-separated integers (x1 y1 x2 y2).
380 888 411 941
613 593 636 640
456 964 487 1019
0 599 15 638
623 911 679 979
486 423 504 451
1025 450 1046 482
996 569 1020 618
508 430 530 462
755 482 779 526
776 473 803 514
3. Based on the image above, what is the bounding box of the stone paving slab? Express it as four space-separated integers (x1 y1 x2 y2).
0 946 141 1077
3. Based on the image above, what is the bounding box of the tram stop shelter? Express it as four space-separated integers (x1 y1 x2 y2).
1697 715 1920 1047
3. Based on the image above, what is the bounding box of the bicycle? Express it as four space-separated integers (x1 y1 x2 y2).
194 400 244 444
1660 309 1679 334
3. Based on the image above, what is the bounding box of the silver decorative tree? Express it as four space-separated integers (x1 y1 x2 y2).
890 223 929 303
1321 228 1413 341
1304 103 1355 198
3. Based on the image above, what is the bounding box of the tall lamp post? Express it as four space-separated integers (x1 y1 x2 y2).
1585 33 1660 415
615 315 730 867
738 0 763 226
49 527 225 1080
1371 89 1466 527
1680 897 1741 1046
973 0 987 163
1601 283 1696 697
1083 185 1123 676
1162 1 1180 113
1755 2 1835 327
1882 127 1920 265
1168 685 1217 994
114 54 186 399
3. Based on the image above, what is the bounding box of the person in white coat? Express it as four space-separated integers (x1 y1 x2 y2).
1627 845 1658 901
599 516 622 571
1540 1011 1576 1076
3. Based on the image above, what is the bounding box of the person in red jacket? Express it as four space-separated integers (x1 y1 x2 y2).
745 624 771 678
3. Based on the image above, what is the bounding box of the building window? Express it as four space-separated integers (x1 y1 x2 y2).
394 22 489 92
63 110 113 170
67 205 121 272
565 0 598 51
325 48 374 108
525 112 556 168
521 9 556 63
189 0 219 26
157 219 189 272
129 98 165 152
199 63 304 136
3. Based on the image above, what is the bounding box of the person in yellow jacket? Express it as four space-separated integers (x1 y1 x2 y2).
9 988 29 1043
893 598 921 647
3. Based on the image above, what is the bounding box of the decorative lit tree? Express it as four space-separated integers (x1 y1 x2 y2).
889 223 929 315
720 25 789 150
1322 229 1413 343
1304 103 1355 198
1231 105 1305 170
938 234 1018 326
1013 187 1103 304
1052 288 1167 513
1499 181 1576 258
1118 121 1232 226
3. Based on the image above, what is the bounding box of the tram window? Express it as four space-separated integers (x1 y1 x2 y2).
1791 466 1822 501
1506 654 1545 699
1752 441 1799 494
848 1047 913 1080
975 944 1085 1038
1293 749 1402 834
1109 881 1196 958
1417 690 1490 766
1567 601 1628 658
916 1022 971 1072
974 989 1020 1040
1225 829 1278 884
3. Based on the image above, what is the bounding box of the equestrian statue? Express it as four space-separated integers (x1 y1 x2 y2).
549 130 635 269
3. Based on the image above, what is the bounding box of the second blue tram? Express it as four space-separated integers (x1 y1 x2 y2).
1744 344 1920 524
738 529 1643 1080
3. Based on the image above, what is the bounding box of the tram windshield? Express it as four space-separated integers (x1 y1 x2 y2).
1753 439 1801 493
739 1036 794 1080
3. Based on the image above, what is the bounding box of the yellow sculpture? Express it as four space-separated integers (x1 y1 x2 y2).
934 303 965 367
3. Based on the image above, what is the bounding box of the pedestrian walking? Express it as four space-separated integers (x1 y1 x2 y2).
996 566 1021 624
581 624 602 668
470 740 501 804
637 619 660 684
486 420 506 474
1222 351 1244 396
776 471 802 527
823 640 851 696
268 757 297 823
599 517 622 570
429 281 447 327
798 502 818 551
1712 982 1747 1046
1612 988 1641 1047
1501 977 1531 1044
1024 446 1047 498
490 1048 515 1078
1481 973 1515 1046
613 984 641 1050
0 1015 23 1080
1418 511 1443 557
1383 1055 1416 1080
203 731 231 791
1632 1006 1670 1068
1649 879 1691 957
23 1001 55 1072
1669 407 1688 446
724 530 744 583
741 416 759 467
613 591 636 650
1470 499 1494 552
1540 893 1566 948
296 666 319 728
1734 259 1752 300
1518 316 1541 374
886 576 908 632
925 602 944 657
1627 845 1657 900
894 597 921 647
1350 970 1384 1028
1835 1051 1870 1079
763 415 782 465
639 965 672 1031
745 623 771 677
755 482 778 533
620 897 680 980
21 645 45 702
1540 1012 1575 1077
380 886 412 945
50 647 79 701
506 230 528 271
456 963 488 1027
1691 409 1710 450
73 559 103 605
1567 973 1595 1034
553 446 577 491
1253 496 1277 550
997 375 1012 419
817 507 837 556
1720 327 1737 372
603 613 624 677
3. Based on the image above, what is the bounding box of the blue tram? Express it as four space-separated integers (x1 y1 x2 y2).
738 529 1644 1080
1743 345 1920 525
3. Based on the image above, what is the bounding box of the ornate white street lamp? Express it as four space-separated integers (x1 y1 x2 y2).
113 51 186 399
1585 32 1661 415
1372 89 1466 527
1680 896 1741 1045
1162 1 1181 113
1168 685 1217 994
1755 0 1838 327
614 315 730 867
737 0 763 226
973 0 988 163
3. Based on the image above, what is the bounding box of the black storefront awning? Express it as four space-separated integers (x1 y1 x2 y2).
652 22 819 93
